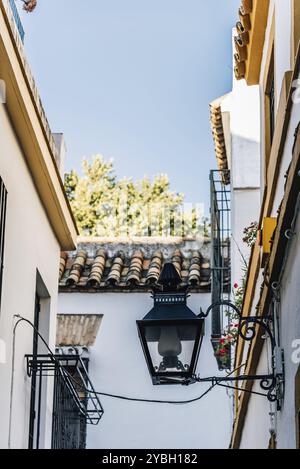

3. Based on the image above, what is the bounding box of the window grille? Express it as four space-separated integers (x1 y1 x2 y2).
26 353 103 449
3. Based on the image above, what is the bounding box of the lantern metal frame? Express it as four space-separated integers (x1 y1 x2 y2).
137 263 205 386
137 305 204 385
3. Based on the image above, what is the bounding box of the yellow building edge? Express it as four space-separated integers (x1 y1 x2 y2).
234 0 270 84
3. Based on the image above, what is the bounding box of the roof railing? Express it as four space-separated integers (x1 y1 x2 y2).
8 0 25 43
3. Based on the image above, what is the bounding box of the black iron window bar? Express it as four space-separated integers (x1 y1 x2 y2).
210 169 231 370
194 300 285 411
26 353 104 426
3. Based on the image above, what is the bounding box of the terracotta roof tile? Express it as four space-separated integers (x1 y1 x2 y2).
209 98 230 185
87 249 107 287
59 252 68 280
188 251 203 286
171 249 183 276
234 0 253 81
59 238 214 292
107 251 125 285
66 250 87 286
146 250 164 285
127 250 144 286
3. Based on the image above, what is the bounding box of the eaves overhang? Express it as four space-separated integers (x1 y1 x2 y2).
0 0 78 250
209 95 230 185
234 0 270 85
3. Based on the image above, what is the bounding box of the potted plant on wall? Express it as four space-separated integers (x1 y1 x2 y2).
213 222 258 370
21 0 37 12
214 322 239 370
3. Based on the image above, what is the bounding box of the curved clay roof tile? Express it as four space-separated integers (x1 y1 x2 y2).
236 23 250 45
107 251 125 285
241 0 252 15
146 250 163 284
239 9 251 31
188 251 202 286
234 38 247 62
172 249 183 277
87 249 107 287
127 250 144 286
59 252 68 280
234 61 246 80
66 250 87 286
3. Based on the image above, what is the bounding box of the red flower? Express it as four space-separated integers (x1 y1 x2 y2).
234 283 238 289
219 349 226 355
219 338 225 344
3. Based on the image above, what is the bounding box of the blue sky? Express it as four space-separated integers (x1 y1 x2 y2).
20 0 239 213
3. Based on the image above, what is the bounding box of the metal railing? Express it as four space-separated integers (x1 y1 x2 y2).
210 170 231 367
9 0 25 43
26 354 104 449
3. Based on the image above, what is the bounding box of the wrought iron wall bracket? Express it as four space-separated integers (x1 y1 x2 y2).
196 301 285 411
25 354 104 424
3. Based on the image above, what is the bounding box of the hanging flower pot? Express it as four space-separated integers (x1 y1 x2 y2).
212 337 231 370
22 0 37 12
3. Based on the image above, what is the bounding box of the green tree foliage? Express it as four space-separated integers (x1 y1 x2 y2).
65 155 207 238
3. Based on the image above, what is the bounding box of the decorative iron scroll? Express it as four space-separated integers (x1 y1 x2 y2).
197 301 284 409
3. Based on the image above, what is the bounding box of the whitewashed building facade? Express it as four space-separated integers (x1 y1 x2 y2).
210 76 261 293
58 237 232 449
0 0 77 449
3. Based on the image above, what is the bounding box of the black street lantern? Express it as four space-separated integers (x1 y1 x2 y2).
137 263 204 385
136 264 285 409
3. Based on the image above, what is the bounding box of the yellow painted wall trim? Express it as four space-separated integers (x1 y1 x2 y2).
265 71 293 214
261 217 277 267
262 217 277 254
0 2 78 250
231 47 300 448
263 14 275 178
246 0 270 85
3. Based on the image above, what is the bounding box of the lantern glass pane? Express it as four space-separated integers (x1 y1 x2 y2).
144 323 198 374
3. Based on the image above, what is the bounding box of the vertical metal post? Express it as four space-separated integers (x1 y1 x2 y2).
36 363 43 449
28 294 40 449
0 178 7 314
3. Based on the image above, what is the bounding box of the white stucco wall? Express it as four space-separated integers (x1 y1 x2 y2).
239 343 272 449
230 189 261 286
58 291 232 449
230 81 261 190
276 208 300 448
222 61 261 288
0 103 61 449
259 0 292 114
274 0 292 107
240 205 300 449
259 0 294 193
272 67 300 216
